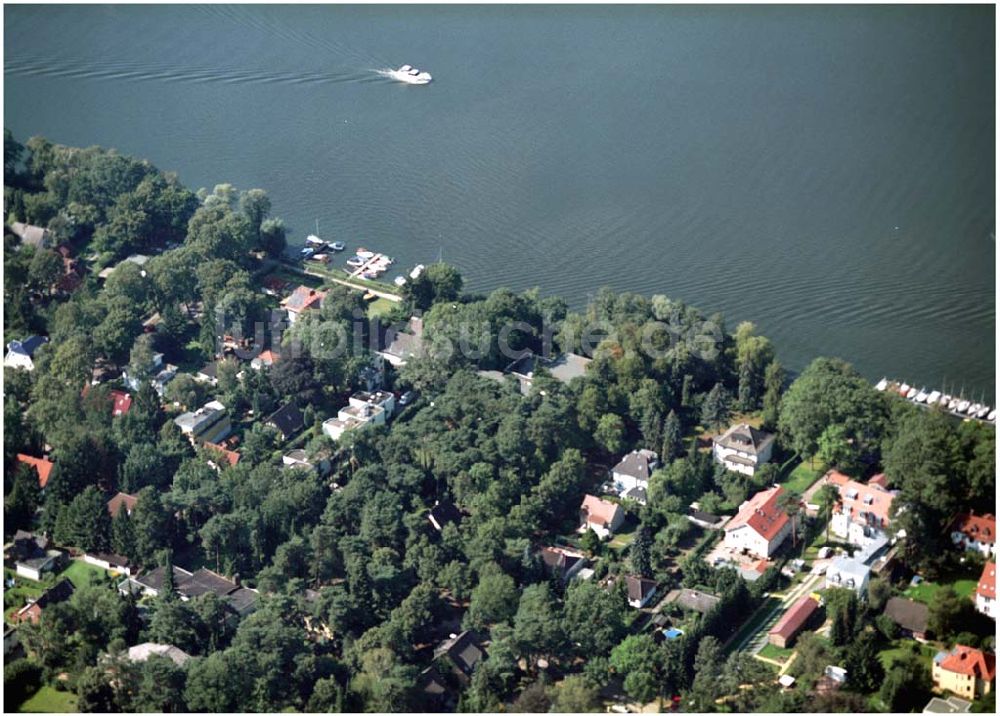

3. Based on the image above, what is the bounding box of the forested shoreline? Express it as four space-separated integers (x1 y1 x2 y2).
3 133 995 713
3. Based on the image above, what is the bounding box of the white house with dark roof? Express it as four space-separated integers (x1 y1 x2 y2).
611 449 660 498
712 423 775 476
376 316 424 366
539 546 587 582
4 335 49 371
825 555 871 596
625 575 658 608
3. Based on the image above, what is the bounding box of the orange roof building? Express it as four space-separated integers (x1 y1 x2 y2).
107 492 139 518
16 454 54 489
203 442 241 469
724 485 792 558
951 513 997 558
975 561 995 619
824 470 895 547
932 645 996 700
578 494 625 538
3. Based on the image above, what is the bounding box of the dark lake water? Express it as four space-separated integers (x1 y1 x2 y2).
5 4 995 397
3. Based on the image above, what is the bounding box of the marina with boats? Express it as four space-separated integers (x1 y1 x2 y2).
875 378 995 424
297 227 426 291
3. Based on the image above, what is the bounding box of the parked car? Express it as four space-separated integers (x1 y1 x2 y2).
399 390 417 407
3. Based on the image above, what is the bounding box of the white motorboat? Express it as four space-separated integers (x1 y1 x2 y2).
330 241 345 252
346 255 365 268
987 409 996 422
300 246 315 258
948 397 960 411
409 264 425 280
926 391 941 405
394 276 407 287
915 389 928 403
939 394 952 407
875 378 888 392
387 64 432 85
356 249 375 260
906 386 919 400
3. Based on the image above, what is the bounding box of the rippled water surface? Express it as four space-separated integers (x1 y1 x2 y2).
5 4 995 395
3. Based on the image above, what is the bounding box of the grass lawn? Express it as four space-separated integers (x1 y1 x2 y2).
4 568 45 623
758 642 794 663
18 686 78 713
878 640 938 670
58 560 114 589
904 577 978 604
780 458 822 496
608 520 639 552
366 297 396 319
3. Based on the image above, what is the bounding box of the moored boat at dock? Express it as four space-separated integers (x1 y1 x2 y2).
873 378 994 424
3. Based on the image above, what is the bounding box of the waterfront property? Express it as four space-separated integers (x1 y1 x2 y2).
823 470 896 548
712 422 775 476
281 285 326 324
723 485 791 559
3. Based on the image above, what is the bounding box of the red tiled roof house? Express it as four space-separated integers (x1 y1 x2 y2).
951 513 997 559
579 494 625 539
932 645 996 701
724 485 791 559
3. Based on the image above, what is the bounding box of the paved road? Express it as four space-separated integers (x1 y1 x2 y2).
733 571 825 654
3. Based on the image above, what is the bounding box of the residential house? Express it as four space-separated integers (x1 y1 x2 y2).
950 513 996 558
7 530 64 581
8 221 51 249
121 566 258 616
768 595 820 648
723 485 792 559
539 546 587 582
376 316 424 366
195 361 221 386
975 562 995 619
932 645 995 701
4 335 49 371
13 579 74 624
825 555 871 596
923 695 972 713
281 449 330 476
15 454 54 489
884 596 930 641
322 391 394 441
579 494 625 539
433 631 485 686
107 492 139 518
174 400 231 445
250 349 280 371
824 470 896 548
265 402 306 441
98 253 150 280
110 390 132 417
663 588 721 615
625 575 658 609
611 449 660 501
83 552 132 575
712 423 776 476
428 500 463 532
503 351 593 394
281 285 326 324
203 442 242 470
126 642 192 667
